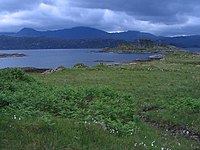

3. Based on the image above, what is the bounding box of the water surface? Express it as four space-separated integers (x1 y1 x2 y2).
184 47 200 52
0 49 155 69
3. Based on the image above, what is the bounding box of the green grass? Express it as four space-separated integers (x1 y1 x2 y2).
1 51 200 149
1 117 198 150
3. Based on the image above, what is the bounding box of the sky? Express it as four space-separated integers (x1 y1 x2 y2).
0 0 200 36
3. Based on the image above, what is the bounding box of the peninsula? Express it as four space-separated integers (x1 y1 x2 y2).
101 39 181 53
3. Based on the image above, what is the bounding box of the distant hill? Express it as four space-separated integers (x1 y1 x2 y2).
111 31 160 41
17 28 42 36
16 27 110 40
0 35 127 50
0 27 159 41
0 27 200 49
163 35 200 48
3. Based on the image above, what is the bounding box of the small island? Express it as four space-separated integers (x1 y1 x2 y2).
0 53 27 58
101 39 181 54
94 60 114 63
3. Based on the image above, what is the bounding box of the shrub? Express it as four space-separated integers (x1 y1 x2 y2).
0 79 137 135
170 98 200 113
0 68 34 82
93 63 109 70
0 69 137 135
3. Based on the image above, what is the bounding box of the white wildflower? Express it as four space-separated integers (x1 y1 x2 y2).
139 142 143 146
151 141 155 147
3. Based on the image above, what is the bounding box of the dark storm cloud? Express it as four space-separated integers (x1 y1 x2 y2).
0 0 200 36
69 0 200 23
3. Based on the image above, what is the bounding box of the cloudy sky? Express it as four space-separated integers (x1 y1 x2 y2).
0 0 200 36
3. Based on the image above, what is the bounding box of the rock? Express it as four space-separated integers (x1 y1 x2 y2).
42 66 65 74
22 67 50 73
94 60 114 62
149 54 163 60
73 63 88 68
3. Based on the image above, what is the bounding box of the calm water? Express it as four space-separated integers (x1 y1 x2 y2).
184 47 200 52
0 49 156 69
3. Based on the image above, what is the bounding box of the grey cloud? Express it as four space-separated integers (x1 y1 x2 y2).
0 0 200 36
70 0 200 24
0 0 41 12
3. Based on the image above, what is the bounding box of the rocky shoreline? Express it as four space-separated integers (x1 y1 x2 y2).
94 60 114 62
97 49 179 54
22 67 50 73
107 54 164 66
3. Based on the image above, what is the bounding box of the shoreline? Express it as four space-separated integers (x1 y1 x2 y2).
108 54 164 66
96 49 180 54
0 55 164 73
4 49 200 72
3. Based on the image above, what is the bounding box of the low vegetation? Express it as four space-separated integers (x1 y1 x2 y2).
1 51 200 149
103 39 180 52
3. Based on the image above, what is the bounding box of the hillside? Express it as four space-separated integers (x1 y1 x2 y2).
0 27 200 49
0 35 126 49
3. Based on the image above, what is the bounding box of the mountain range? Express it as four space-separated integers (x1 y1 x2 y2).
1 27 160 41
0 26 200 49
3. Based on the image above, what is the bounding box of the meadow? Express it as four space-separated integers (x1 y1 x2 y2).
0 51 200 149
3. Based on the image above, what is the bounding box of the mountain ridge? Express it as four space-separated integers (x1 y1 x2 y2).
1 26 159 41
0 27 200 48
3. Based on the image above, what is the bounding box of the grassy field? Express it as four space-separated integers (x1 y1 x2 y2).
1 51 200 149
